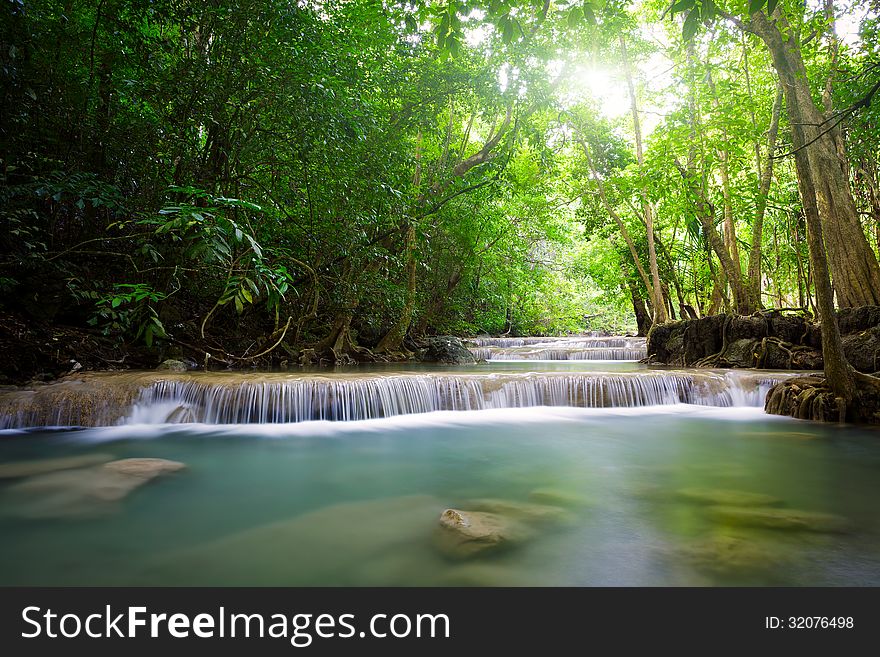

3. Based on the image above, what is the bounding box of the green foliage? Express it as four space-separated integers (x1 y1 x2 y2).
1 0 877 354
88 283 167 347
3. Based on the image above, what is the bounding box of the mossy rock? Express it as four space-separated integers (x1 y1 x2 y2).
528 488 592 509
434 508 533 560
677 488 781 507
463 498 574 525
0 453 114 479
678 534 788 576
156 359 188 372
707 506 851 533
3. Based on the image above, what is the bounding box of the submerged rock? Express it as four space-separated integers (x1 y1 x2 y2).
678 534 789 576
3 457 186 518
102 458 186 479
464 498 574 525
676 488 781 507
708 506 851 533
0 453 114 480
434 508 531 560
528 488 591 508
143 495 446 586
418 336 477 364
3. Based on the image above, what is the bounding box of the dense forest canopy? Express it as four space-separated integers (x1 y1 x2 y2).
1 0 878 372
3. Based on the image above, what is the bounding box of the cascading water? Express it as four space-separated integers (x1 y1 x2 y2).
466 336 648 361
0 369 796 429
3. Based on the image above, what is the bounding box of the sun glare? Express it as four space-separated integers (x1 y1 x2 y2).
573 66 631 119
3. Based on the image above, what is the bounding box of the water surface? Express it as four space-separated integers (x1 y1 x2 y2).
1 404 878 586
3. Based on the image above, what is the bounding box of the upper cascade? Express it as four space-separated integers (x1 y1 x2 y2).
0 368 795 429
466 336 647 361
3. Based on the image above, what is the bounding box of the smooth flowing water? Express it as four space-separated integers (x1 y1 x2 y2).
466 335 648 361
1 356 879 586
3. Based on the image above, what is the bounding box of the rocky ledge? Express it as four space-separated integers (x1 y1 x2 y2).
646 306 880 373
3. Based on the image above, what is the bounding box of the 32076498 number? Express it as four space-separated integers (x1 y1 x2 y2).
765 616 854 629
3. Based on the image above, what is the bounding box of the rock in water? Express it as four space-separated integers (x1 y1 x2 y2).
678 534 788 576
142 495 446 586
676 488 781 507
102 458 186 479
156 359 188 372
0 453 114 480
419 337 477 364
3 458 186 518
528 488 591 508
434 508 531 560
707 506 850 533
463 498 574 525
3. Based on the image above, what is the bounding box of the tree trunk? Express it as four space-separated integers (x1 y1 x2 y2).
629 281 652 337
747 82 783 305
376 224 417 353
750 11 880 307
621 34 667 325
674 159 755 313
576 134 655 296
414 267 463 336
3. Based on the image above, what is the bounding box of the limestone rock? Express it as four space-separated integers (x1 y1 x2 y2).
676 488 781 507
465 498 574 524
528 488 591 509
102 458 186 479
708 505 851 533
4 457 186 518
418 336 477 365
143 495 445 585
0 453 114 480
434 508 531 560
678 534 788 576
156 359 188 372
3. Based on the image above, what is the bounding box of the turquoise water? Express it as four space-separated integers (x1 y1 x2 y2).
1 404 879 586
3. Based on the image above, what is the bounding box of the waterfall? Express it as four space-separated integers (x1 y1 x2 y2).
467 336 647 361
0 369 797 428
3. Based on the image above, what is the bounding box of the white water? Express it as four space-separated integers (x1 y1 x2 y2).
467 335 647 361
117 370 788 426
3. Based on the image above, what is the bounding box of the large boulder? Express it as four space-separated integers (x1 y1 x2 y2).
419 336 477 364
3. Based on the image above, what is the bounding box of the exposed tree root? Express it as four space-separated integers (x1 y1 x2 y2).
765 373 880 424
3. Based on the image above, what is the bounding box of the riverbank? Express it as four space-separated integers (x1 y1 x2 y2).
644 308 880 425
645 307 880 373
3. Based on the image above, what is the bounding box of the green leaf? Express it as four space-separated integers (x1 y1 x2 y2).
500 16 515 43
584 5 597 24
234 295 244 314
568 7 583 27
404 15 417 31
700 0 716 21
111 297 122 308
682 9 700 41
766 0 779 14
748 0 766 14
668 0 695 14
241 288 253 303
